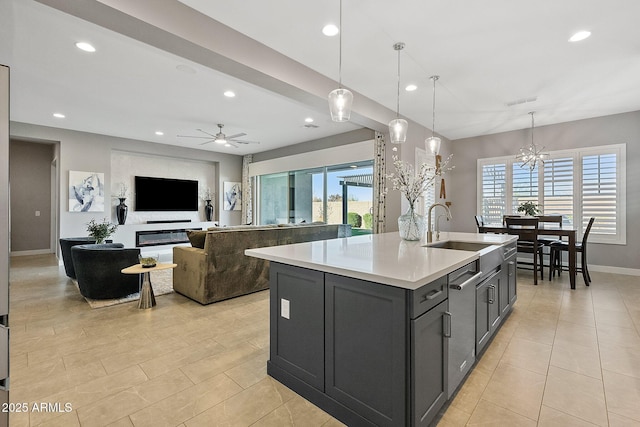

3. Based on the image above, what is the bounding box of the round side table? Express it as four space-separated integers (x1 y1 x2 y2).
121 263 177 309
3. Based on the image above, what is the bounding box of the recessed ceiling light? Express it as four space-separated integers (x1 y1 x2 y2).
405 84 418 92
569 30 591 42
305 117 314 123
155 131 164 136
224 143 232 147
224 90 236 98
53 113 65 118
75 42 96 52
322 24 339 37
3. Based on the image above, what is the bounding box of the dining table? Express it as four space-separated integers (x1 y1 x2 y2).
478 223 579 289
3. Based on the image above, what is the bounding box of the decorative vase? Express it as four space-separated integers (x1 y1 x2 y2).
116 198 128 225
398 207 426 241
205 199 213 221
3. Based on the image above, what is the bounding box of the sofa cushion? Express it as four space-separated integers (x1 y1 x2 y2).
187 230 208 248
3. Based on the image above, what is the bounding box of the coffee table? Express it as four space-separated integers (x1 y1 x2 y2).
121 263 177 309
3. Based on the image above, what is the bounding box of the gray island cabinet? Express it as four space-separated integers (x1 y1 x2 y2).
246 232 517 427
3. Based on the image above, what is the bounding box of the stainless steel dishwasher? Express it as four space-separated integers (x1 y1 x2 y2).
447 263 483 398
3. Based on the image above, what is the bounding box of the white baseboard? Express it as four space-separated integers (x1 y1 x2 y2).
10 249 54 257
588 264 640 276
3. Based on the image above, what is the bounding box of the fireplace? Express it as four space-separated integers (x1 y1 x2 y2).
135 228 201 247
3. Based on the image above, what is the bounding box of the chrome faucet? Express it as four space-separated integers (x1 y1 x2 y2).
427 203 452 243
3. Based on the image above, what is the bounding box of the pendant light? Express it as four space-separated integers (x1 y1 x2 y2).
328 0 353 122
389 42 408 144
516 111 548 170
425 75 441 155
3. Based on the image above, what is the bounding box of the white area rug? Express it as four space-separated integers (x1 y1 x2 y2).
76 268 174 309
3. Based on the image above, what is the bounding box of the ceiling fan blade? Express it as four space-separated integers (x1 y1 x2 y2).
198 139 216 145
225 132 246 139
196 128 221 138
231 139 260 145
177 135 214 139
225 141 239 148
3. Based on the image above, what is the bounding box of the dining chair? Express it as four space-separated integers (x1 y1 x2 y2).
474 215 484 231
549 217 595 285
536 215 563 267
505 216 544 285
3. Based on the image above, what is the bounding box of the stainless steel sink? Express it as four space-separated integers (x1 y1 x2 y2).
427 241 494 251
427 240 504 278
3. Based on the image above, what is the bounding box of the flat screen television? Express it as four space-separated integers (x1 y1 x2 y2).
134 176 199 211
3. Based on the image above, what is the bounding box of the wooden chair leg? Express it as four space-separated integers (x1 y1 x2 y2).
581 249 590 285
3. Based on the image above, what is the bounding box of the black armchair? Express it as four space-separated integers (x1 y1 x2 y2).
59 237 96 279
71 243 140 299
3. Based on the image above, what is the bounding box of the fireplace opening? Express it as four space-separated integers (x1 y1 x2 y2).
136 228 201 247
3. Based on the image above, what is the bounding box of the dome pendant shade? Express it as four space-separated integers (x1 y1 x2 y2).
328 88 354 122
389 118 408 144
426 136 441 156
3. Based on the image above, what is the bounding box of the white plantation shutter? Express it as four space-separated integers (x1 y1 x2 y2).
480 163 506 224
477 144 625 244
544 157 574 227
582 153 618 238
512 162 538 213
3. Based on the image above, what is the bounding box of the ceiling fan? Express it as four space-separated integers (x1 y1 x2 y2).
178 124 260 148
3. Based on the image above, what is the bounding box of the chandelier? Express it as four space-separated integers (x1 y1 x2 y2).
516 111 548 170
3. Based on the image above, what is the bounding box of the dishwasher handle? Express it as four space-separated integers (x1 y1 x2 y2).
449 271 483 291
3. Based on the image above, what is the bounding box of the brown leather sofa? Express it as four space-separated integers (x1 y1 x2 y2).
173 223 351 304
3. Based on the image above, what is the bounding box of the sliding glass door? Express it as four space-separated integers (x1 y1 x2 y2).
257 160 373 234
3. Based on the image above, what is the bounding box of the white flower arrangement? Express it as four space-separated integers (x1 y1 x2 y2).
115 183 128 199
202 188 213 201
387 154 453 210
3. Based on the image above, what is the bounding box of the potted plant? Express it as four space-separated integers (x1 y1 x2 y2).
517 201 540 216
86 218 118 244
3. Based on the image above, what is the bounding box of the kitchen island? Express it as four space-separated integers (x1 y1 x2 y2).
246 231 517 427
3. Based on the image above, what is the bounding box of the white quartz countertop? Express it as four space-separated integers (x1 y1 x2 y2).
245 231 517 290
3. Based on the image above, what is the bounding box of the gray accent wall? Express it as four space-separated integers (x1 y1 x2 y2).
9 140 54 252
449 110 640 271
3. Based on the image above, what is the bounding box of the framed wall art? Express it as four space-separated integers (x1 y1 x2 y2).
68 170 105 212
223 181 241 211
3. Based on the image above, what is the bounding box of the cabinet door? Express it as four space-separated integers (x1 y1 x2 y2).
507 257 517 305
499 266 510 317
325 274 406 427
412 299 449 427
270 263 325 390
476 271 500 355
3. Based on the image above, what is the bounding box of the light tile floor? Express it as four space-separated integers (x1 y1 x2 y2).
8 255 640 426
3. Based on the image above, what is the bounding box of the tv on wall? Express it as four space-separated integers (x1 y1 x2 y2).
134 176 199 211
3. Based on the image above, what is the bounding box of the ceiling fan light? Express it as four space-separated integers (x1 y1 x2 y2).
389 118 408 144
426 136 441 155
328 88 353 122
215 138 227 144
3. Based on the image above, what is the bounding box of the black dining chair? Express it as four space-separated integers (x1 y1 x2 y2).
474 215 484 231
549 217 595 285
505 217 544 285
536 215 563 268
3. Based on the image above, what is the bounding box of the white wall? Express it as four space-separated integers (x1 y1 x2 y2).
9 122 244 246
449 110 640 272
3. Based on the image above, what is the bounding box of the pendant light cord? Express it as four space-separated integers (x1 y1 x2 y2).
338 0 343 87
431 76 439 137
530 111 535 145
393 42 405 118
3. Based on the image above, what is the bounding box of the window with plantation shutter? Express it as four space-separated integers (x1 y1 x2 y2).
512 162 538 212
477 143 625 244
582 152 619 240
480 163 506 225
544 157 574 227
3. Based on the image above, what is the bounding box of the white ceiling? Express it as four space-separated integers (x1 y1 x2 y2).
2 0 640 155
